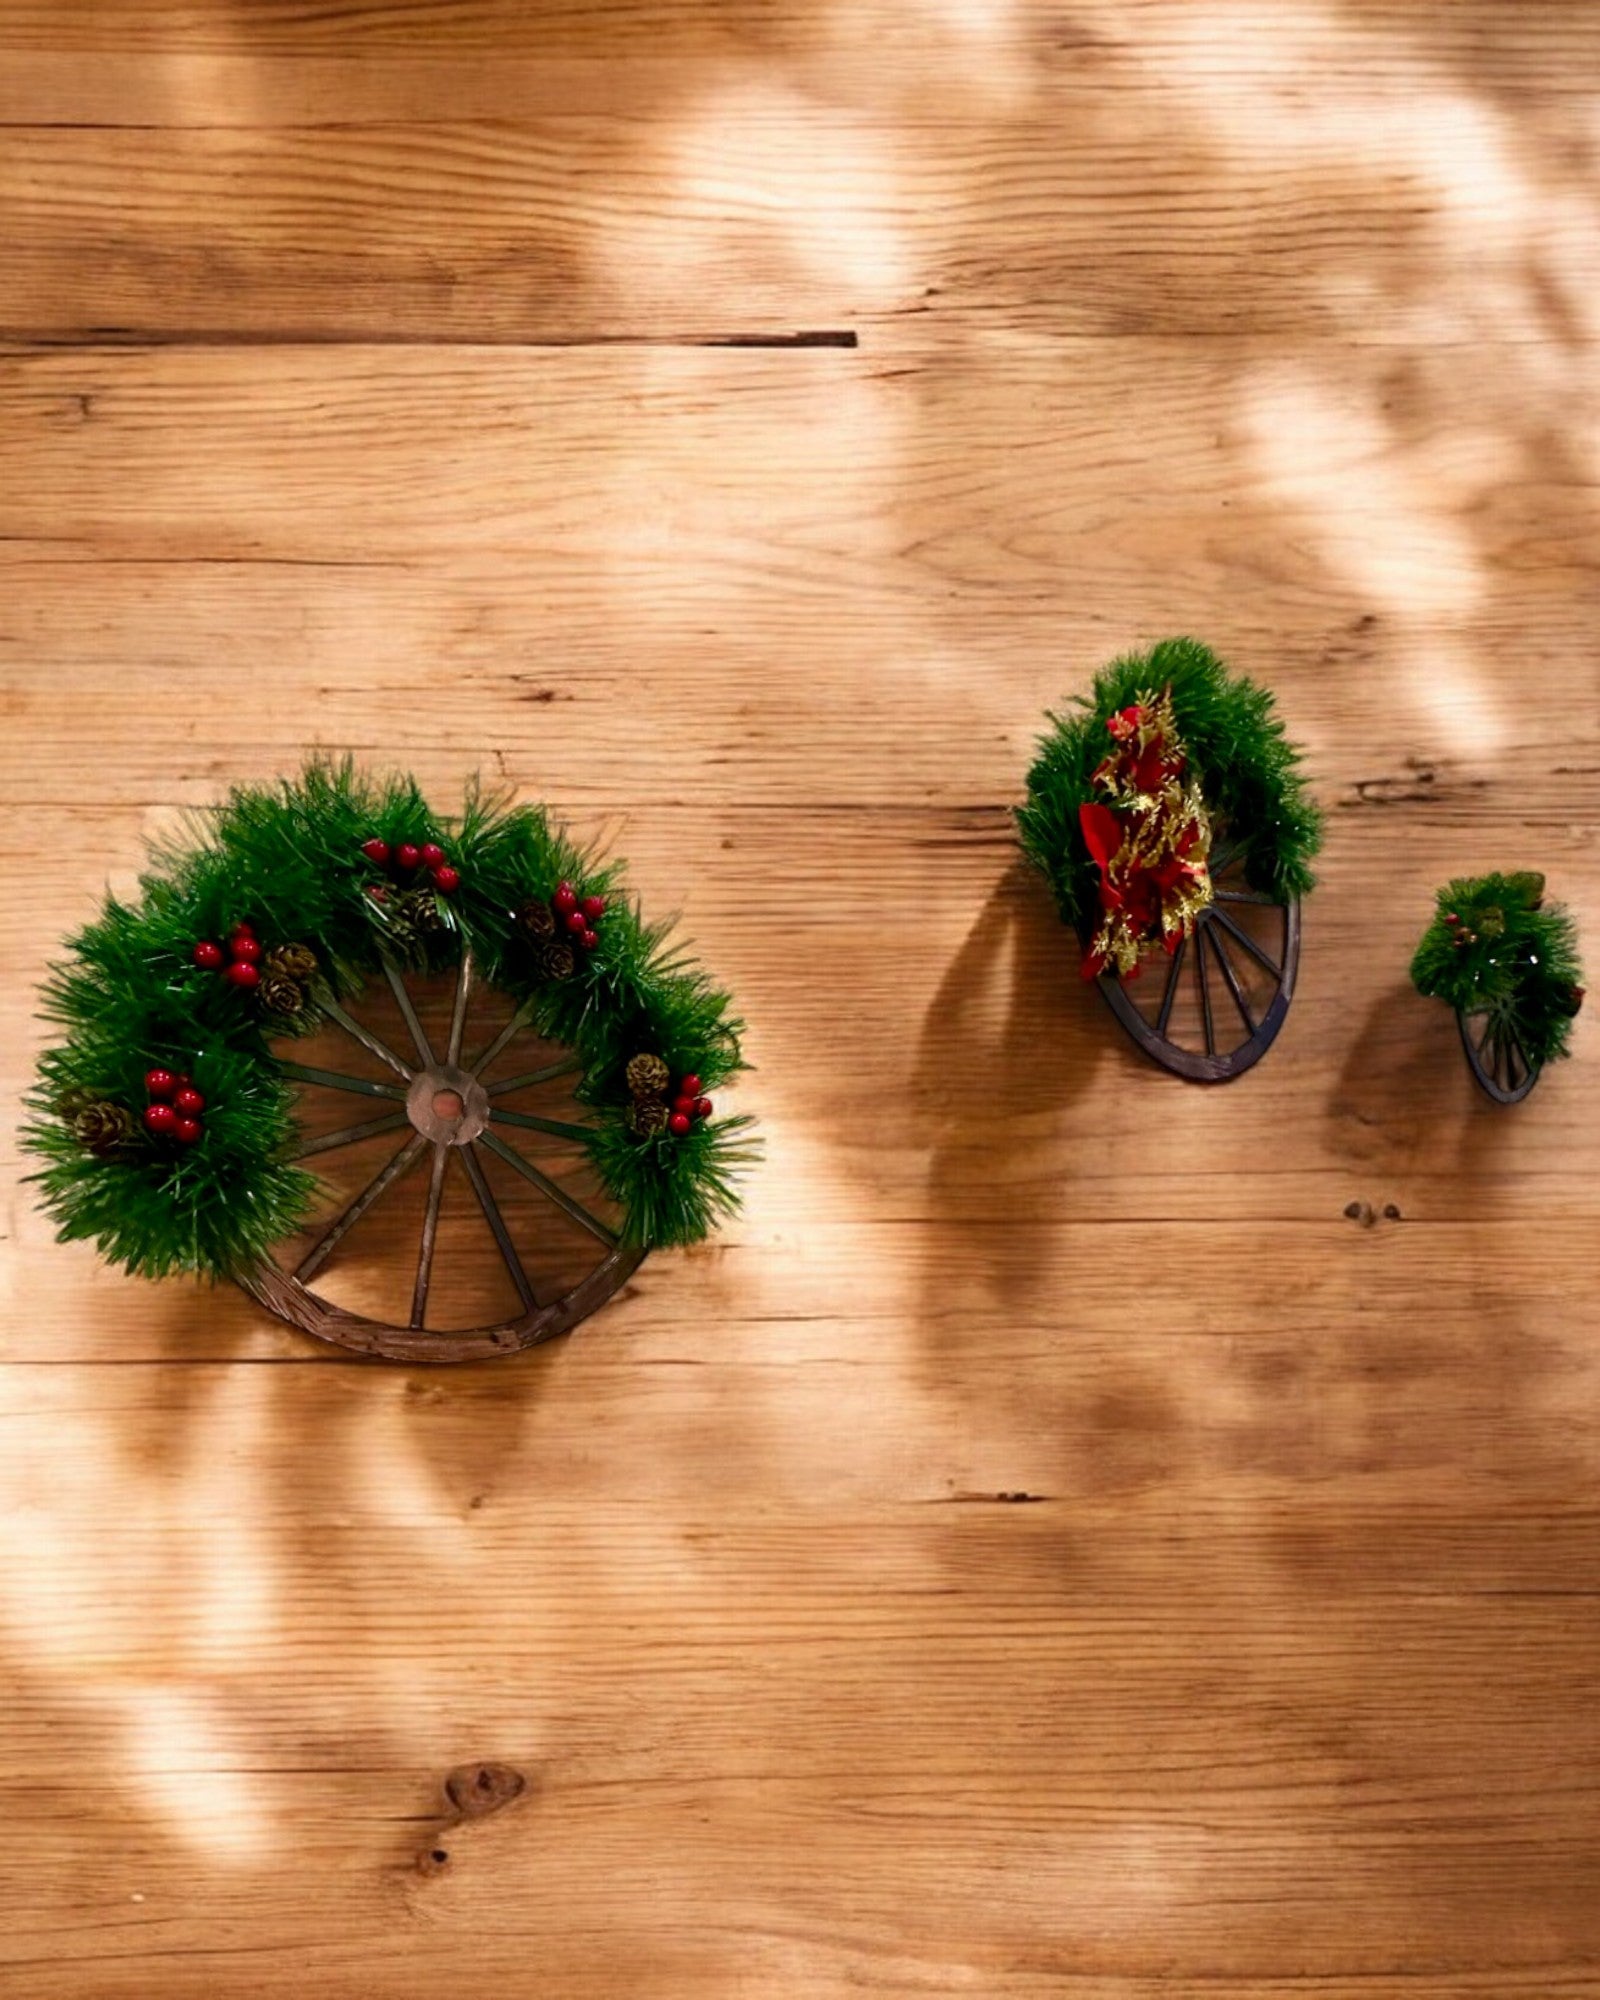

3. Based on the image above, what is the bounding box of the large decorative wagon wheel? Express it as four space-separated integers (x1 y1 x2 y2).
249 948 647 1362
1081 842 1301 1083
1454 1009 1539 1105
1019 638 1322 1086
26 762 754 1361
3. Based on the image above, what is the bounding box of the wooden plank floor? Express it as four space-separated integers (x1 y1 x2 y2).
3 3 1598 1993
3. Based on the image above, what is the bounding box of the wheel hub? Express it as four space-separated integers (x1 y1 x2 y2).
405 1063 491 1145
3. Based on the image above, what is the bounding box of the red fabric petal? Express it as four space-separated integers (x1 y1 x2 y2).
1132 746 1166 795
1079 802 1122 871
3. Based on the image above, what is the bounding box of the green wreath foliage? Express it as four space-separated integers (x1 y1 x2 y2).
1410 871 1584 1068
25 761 756 1280
1016 637 1323 940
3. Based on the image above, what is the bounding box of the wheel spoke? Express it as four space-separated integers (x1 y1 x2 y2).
1470 1015 1496 1083
295 1109 410 1159
278 1061 409 1103
1479 1019 1500 1082
488 1056 583 1098
320 996 413 1080
382 957 435 1067
468 1005 533 1080
1196 925 1216 1056
1204 919 1256 1034
410 1144 450 1327
460 1143 538 1311
1207 903 1283 980
478 1128 618 1247
492 1107 595 1144
446 946 474 1067
1155 932 1187 1037
1214 889 1276 907
293 1132 428 1283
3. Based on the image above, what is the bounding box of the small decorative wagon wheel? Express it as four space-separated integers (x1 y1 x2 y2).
26 761 756 1362
1018 638 1322 1084
1411 871 1584 1108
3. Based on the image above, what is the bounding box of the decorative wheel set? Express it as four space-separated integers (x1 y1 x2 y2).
25 649 1587 1356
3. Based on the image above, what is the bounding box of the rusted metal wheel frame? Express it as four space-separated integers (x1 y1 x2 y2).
237 946 646 1362
1077 846 1302 1084
1456 1007 1540 1106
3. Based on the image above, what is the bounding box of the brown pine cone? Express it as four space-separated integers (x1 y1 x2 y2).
72 1100 135 1155
264 942 319 983
534 939 576 982
516 897 556 941
626 1098 670 1138
55 1083 103 1120
625 1053 671 1101
258 972 309 1018
401 887 447 935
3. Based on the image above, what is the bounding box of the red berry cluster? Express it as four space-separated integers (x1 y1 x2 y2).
552 878 607 954
667 1072 714 1139
361 836 460 896
1443 911 1478 950
193 919 264 988
143 1067 206 1146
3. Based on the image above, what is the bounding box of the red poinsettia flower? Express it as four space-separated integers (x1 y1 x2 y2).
1076 685 1213 981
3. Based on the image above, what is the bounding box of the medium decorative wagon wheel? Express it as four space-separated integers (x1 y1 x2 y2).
246 948 647 1362
1081 841 1301 1083
1019 638 1322 1085
26 762 755 1360
1454 1009 1538 1104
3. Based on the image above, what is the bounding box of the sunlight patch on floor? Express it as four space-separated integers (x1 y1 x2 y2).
606 81 914 308
1241 365 1486 616
126 1687 273 1861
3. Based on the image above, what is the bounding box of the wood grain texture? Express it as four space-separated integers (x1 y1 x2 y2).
2 1 1598 1995
5 106 1597 342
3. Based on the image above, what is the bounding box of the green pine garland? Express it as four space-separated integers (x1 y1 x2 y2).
1016 637 1323 942
25 761 757 1280
1410 871 1584 1068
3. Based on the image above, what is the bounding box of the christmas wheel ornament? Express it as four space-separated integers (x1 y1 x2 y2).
1410 871 1584 1104
1017 638 1322 1082
25 760 756 1362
